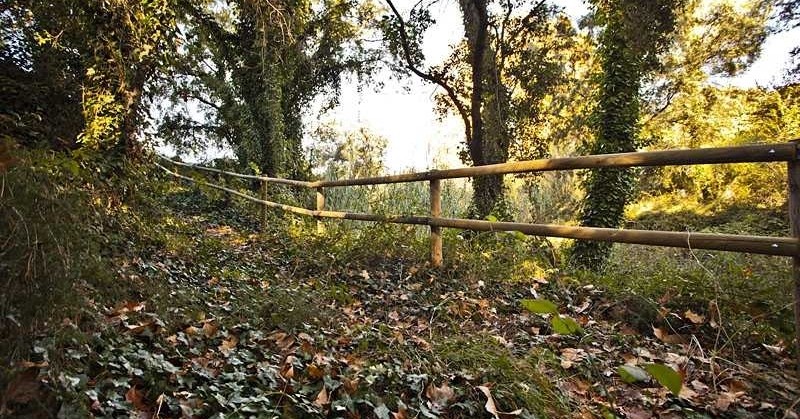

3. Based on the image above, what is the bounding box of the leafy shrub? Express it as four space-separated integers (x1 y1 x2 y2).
0 149 166 369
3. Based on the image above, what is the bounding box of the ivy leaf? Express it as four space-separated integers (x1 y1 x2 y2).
617 365 649 383
644 364 682 396
521 299 558 314
551 315 582 335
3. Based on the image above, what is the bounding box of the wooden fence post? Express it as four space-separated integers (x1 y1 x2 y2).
788 144 800 373
430 179 442 267
316 187 326 234
260 179 268 231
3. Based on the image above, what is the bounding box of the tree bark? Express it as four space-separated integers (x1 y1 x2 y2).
459 0 511 219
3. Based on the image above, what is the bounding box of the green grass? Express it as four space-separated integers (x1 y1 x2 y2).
432 336 569 417
573 244 793 345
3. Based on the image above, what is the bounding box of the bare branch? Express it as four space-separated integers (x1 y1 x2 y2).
384 0 472 142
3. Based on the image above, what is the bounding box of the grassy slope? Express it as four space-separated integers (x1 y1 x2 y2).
1 161 798 418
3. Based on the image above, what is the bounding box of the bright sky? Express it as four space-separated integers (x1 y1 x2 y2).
307 0 800 173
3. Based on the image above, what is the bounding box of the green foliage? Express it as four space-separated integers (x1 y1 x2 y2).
617 364 649 383
775 0 800 83
617 363 682 396
433 337 568 416
380 0 571 219
550 315 583 335
643 363 683 396
157 0 381 179
308 124 388 179
521 299 583 335
0 148 168 373
570 0 774 270
639 84 800 209
520 299 558 314
574 243 794 346
1 0 178 154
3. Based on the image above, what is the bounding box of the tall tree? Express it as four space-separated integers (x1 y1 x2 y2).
158 0 379 179
381 0 568 219
774 0 799 83
570 0 772 269
570 0 684 269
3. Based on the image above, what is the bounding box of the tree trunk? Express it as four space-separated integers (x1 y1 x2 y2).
570 9 641 269
459 0 511 219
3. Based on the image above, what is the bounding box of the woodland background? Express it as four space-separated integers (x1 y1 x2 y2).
1 0 800 417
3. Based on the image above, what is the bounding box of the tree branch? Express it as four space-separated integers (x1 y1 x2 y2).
384 0 472 143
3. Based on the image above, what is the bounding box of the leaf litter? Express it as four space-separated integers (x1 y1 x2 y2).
4 187 798 418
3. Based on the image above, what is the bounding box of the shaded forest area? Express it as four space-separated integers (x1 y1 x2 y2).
2 0 800 417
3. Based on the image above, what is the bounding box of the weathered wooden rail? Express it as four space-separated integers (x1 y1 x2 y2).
156 141 800 367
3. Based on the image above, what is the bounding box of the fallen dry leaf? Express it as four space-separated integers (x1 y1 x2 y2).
691 379 709 395
126 319 157 335
269 331 296 352
724 379 749 394
125 386 148 411
477 385 522 419
762 343 784 356
342 377 359 395
425 382 455 410
684 310 705 324
622 407 653 419
619 324 638 335
560 348 586 369
219 334 239 355
16 360 48 369
653 327 688 345
411 335 432 351
280 355 296 380
202 321 219 338
708 300 720 328
679 385 698 400
108 301 145 317
280 364 295 380
392 405 409 419
563 378 590 397
1 368 41 408
307 363 325 380
715 391 738 411
313 386 329 408
621 353 639 365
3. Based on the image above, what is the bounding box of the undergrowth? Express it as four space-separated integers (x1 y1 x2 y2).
1 153 796 417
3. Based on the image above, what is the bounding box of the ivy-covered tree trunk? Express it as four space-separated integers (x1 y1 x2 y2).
79 0 177 158
570 0 684 269
570 4 642 269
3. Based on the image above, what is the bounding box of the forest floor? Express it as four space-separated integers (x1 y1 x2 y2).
3 183 799 418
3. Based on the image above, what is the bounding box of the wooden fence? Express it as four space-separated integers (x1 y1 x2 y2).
156 141 800 366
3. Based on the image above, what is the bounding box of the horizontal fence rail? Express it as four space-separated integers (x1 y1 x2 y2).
155 162 798 257
164 159 314 188
159 142 796 188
